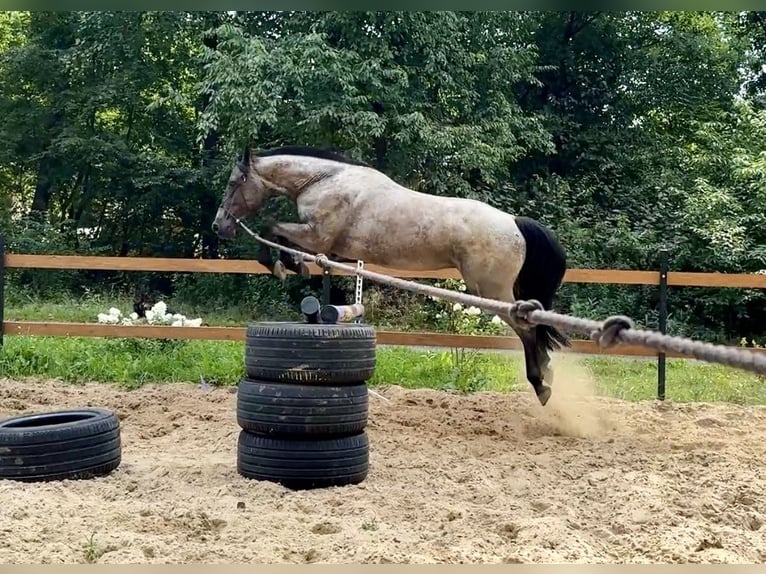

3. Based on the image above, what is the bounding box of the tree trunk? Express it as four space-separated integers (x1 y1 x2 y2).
29 154 53 219
198 29 222 259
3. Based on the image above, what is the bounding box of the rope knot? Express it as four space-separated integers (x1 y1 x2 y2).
314 253 330 269
591 315 634 348
509 299 544 326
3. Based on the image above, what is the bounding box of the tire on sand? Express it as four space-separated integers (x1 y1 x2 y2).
244 322 376 384
0 407 121 482
237 430 369 490
236 378 369 437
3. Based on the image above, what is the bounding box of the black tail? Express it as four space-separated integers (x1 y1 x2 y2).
513 216 571 351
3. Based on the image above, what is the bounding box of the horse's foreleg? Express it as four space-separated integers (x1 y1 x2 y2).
256 232 310 281
273 235 312 278
255 241 282 279
271 222 335 259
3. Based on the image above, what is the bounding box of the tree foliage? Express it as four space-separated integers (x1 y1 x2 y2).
1 10 764 342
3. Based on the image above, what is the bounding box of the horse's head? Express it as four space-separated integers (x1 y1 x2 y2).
212 146 271 239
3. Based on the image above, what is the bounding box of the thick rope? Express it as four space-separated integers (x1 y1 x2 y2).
236 220 766 377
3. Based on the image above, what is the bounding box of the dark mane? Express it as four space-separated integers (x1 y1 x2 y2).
255 145 370 167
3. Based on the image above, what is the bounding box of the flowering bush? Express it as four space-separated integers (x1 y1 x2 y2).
97 301 203 327
426 278 508 336
417 278 516 393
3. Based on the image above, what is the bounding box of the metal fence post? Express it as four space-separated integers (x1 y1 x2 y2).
657 249 669 400
321 267 331 306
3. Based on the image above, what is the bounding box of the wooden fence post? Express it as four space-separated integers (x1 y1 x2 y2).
0 233 5 347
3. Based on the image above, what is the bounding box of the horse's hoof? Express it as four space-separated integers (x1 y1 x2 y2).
273 261 287 282
542 366 554 387
536 385 552 406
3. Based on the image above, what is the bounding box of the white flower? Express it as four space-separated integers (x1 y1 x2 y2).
151 301 167 316
97 302 205 329
491 315 504 325
452 303 462 312
465 306 481 316
458 283 467 292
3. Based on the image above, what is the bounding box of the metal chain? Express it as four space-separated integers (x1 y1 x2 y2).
236 220 766 376
354 260 364 324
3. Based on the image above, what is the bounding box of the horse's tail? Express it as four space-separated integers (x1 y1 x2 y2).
513 216 571 351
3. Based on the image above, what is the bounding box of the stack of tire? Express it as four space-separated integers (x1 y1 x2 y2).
235 321 377 490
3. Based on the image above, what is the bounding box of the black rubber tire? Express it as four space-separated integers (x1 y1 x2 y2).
237 430 369 490
244 322 377 384
236 378 368 437
0 407 121 482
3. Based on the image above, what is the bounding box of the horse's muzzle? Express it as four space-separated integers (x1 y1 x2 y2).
211 211 238 239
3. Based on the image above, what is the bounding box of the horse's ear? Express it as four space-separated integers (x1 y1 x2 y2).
241 145 251 170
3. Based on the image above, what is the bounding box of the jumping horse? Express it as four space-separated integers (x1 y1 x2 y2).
211 145 571 406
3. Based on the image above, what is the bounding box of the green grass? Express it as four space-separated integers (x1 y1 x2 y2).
0 335 763 405
0 336 246 389
2 292 764 405
585 356 766 405
372 346 524 393
6 292 268 326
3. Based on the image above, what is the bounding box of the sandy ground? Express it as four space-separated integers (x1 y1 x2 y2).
0 357 765 564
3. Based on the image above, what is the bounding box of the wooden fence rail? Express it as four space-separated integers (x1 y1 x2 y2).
2 248 766 399
6 253 766 288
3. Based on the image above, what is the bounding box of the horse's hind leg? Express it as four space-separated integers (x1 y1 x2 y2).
500 310 551 405
515 325 552 405
462 270 552 406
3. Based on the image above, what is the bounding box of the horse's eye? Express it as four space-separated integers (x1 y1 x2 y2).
241 175 247 182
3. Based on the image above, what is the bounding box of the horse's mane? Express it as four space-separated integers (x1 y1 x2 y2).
255 145 370 167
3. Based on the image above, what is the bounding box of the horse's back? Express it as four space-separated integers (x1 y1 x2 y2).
311 168 524 271
341 167 515 222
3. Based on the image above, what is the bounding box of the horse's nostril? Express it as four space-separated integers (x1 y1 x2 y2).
211 222 219 233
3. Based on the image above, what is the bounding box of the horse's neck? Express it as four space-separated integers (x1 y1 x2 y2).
257 156 343 200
